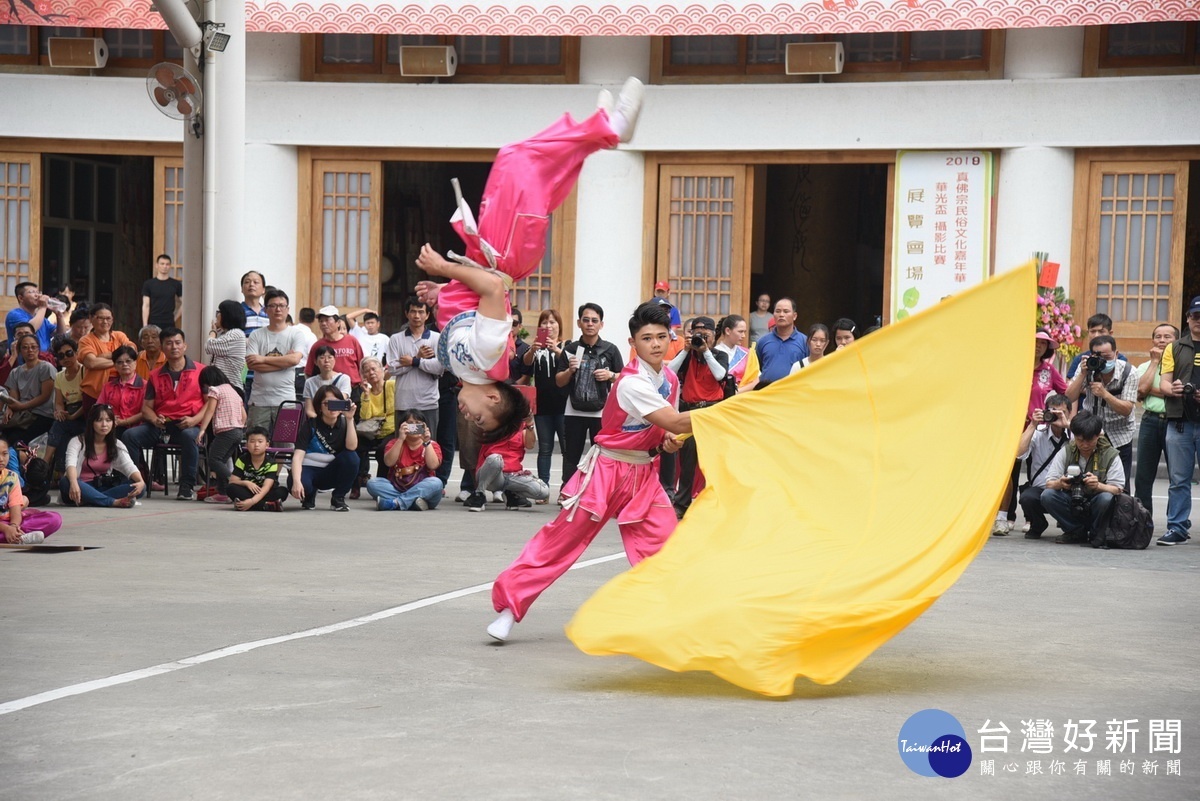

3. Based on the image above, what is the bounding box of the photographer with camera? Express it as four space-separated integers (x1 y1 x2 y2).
666 316 729 518
366 409 443 511
288 385 359 512
1014 393 1072 539
1156 296 1200 546
1065 334 1137 492
1040 412 1125 544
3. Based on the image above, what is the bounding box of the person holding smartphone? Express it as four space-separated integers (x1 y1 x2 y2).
366 409 444 511
289 384 359 511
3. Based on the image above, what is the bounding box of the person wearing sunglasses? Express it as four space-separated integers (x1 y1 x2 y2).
42 338 86 470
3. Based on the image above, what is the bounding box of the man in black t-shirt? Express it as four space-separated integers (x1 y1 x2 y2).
142 253 182 329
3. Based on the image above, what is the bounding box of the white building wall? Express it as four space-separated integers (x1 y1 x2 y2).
995 25 1084 282
242 144 298 303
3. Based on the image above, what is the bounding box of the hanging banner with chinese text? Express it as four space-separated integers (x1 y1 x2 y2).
891 150 994 322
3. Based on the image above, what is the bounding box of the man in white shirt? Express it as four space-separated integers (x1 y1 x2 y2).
245 289 308 431
1014 393 1072 539
386 298 444 435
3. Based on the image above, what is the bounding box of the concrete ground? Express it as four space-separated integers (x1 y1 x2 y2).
1 473 1197 801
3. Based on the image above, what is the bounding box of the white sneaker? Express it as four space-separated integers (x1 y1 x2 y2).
990 519 1013 537
487 609 516 641
456 490 471 503
609 77 644 143
596 88 614 115
1021 521 1031 533
489 491 505 503
413 497 430 511
19 530 44 545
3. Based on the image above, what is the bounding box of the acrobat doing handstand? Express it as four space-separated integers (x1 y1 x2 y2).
415 77 646 447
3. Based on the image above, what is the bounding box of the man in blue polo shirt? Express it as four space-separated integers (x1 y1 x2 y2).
5 282 59 352
751 296 808 389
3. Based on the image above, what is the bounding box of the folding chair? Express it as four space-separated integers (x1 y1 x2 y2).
265 400 304 466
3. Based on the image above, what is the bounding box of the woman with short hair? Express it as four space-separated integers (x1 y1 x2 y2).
351 356 395 498
0 335 56 444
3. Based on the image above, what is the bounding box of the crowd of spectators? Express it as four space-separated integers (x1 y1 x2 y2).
1 265 1194 554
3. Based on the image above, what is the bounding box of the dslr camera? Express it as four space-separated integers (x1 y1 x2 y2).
690 332 707 349
1086 353 1106 382
1063 465 1089 514
1041 409 1058 424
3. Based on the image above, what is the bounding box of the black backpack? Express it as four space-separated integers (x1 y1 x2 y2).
1091 494 1154 550
23 457 52 508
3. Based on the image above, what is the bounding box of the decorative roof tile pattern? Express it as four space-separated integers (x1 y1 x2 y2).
3 1 1198 35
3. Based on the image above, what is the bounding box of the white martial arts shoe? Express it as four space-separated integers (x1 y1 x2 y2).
610 77 644 143
596 88 614 116
19 530 44 545
487 609 516 641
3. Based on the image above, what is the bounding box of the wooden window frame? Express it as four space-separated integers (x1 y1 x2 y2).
654 164 752 321
304 34 580 84
0 25 38 66
153 157 186 282
1083 23 1200 77
1070 148 1198 357
0 25 180 73
652 31 1004 84
0 152 41 317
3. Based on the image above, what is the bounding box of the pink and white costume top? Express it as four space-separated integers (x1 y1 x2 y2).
562 357 680 522
436 308 512 385
595 358 680 452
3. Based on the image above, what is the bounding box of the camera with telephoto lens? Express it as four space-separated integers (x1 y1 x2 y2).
690 332 707 349
1086 353 1105 382
1041 409 1058 424
1184 383 1197 397
1064 465 1089 514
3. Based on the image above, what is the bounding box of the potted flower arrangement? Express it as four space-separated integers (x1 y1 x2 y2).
1034 251 1081 370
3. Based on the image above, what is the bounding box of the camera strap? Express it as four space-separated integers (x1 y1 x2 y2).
1023 435 1067 491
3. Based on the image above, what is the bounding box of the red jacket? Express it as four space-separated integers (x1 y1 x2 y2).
97 375 147 422
147 358 204 420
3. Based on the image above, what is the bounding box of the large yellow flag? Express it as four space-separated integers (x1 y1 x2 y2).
567 263 1036 696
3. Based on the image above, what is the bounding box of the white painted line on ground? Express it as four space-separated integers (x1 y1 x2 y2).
0 552 627 716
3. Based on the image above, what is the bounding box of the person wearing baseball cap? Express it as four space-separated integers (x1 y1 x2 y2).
304 304 364 386
650 281 682 329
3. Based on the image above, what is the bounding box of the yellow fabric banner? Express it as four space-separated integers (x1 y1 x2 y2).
567 262 1037 696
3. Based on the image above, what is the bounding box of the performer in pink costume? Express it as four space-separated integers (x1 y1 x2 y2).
416 79 644 442
488 301 693 641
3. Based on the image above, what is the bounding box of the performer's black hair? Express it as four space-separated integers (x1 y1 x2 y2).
478 382 531 445
628 300 672 336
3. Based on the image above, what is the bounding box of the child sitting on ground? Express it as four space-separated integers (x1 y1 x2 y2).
0 437 62 543
226 427 287 512
366 409 443 511
414 77 644 444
